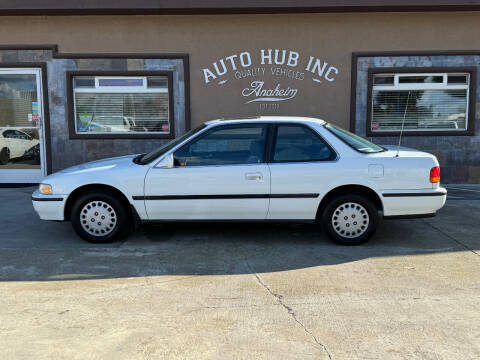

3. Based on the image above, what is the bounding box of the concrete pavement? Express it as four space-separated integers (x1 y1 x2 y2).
0 185 479 359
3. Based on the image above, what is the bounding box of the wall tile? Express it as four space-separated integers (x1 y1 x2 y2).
468 166 480 182
127 59 143 70
0 50 19 62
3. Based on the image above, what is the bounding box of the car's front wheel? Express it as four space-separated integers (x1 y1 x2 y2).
321 194 379 245
0 147 10 165
71 191 130 243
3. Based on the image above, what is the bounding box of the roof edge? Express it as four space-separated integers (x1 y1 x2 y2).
1 1 480 16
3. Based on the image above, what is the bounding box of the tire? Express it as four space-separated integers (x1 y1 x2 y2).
71 191 130 243
0 147 9 165
321 193 379 246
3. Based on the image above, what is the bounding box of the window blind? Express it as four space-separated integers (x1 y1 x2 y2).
370 72 470 133
75 92 169 133
372 89 467 131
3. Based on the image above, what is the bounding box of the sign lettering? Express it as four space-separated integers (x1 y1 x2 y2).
202 48 340 106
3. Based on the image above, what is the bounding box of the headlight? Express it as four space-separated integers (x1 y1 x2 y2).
39 184 53 195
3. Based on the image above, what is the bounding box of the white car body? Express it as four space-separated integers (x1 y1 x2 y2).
1 129 39 159
32 117 446 227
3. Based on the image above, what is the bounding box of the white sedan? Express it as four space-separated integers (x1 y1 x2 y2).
0 129 40 165
32 117 446 245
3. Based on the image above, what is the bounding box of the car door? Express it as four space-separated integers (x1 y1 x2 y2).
10 130 28 158
267 123 338 220
15 130 32 157
143 123 271 220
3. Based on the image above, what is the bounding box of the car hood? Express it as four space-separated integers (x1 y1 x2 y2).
56 154 138 175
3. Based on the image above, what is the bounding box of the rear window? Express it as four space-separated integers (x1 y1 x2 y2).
325 123 385 153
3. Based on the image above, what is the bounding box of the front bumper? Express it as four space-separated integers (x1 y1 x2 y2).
381 187 447 217
31 190 68 221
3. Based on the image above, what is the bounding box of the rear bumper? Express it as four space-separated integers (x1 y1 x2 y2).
31 190 67 221
381 187 447 217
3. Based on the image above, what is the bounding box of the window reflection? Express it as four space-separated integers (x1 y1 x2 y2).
0 74 38 128
372 89 467 131
0 74 40 169
371 72 469 132
0 128 40 168
73 76 171 134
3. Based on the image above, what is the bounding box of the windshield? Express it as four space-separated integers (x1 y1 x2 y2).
138 124 207 165
325 123 385 153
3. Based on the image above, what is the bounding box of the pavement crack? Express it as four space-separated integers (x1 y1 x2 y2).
424 220 479 257
246 262 333 360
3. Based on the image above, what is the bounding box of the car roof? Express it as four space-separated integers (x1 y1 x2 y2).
205 116 326 126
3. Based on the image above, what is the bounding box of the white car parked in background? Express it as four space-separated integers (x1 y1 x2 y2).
0 129 39 165
32 117 446 245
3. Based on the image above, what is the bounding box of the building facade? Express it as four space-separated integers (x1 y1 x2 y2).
0 1 479 183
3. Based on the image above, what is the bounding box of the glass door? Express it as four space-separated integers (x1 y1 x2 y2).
0 68 45 183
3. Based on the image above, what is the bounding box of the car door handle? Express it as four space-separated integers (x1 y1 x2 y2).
245 172 263 181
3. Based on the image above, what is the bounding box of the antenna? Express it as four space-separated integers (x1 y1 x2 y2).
396 90 411 157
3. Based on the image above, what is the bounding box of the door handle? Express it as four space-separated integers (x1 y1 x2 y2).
245 172 263 181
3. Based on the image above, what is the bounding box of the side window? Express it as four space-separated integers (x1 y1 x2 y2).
174 124 268 166
14 130 28 140
273 125 335 162
3 130 15 138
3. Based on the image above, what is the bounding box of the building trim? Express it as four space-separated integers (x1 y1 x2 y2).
365 66 476 137
66 70 176 140
1 0 480 15
350 50 480 135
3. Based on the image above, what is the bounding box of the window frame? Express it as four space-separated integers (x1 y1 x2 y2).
366 67 477 137
170 122 338 168
66 70 175 139
172 123 271 167
268 123 338 164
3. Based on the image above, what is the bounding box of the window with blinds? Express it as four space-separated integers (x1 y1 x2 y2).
73 76 170 134
371 73 469 132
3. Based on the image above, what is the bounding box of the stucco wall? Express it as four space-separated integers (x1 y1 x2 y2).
0 12 479 127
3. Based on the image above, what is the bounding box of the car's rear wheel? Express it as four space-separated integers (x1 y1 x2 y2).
321 194 379 245
0 147 10 165
71 191 129 243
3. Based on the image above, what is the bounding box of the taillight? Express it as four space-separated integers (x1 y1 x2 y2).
430 166 440 183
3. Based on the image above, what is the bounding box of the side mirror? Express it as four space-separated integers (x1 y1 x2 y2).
155 153 174 169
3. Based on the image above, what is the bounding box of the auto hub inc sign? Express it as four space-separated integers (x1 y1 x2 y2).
202 49 339 108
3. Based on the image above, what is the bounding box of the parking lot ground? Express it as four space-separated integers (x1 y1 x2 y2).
0 185 479 359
